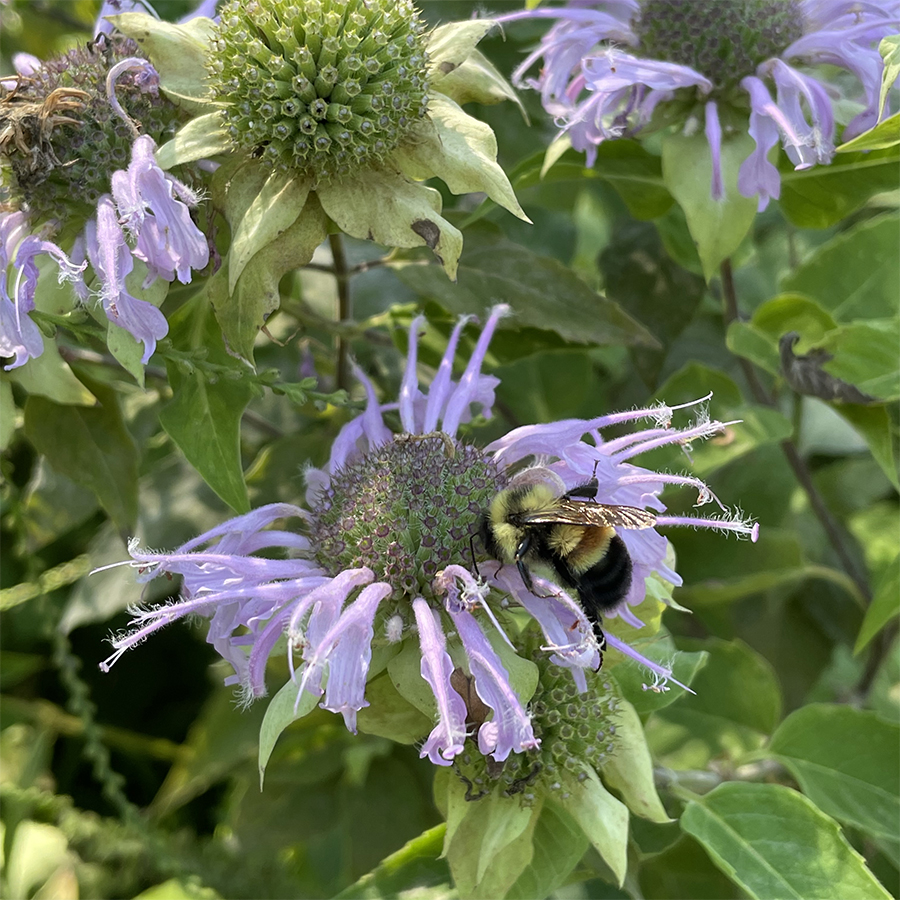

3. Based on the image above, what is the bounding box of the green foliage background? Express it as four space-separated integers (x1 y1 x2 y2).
1 2 898 899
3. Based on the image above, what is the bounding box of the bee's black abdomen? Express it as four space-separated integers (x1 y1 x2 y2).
576 534 633 616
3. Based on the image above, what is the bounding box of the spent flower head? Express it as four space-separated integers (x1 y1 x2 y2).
505 0 899 209
0 14 210 369
98 306 758 788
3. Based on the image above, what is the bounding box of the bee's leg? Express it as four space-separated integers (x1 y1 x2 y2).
514 536 536 593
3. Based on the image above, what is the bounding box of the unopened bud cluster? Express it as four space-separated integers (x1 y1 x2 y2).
453 652 619 805
635 0 803 96
208 0 431 179
1 35 177 224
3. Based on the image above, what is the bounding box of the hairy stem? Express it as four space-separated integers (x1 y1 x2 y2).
329 232 352 392
719 259 870 601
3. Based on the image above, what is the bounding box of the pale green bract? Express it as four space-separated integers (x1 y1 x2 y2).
111 6 529 360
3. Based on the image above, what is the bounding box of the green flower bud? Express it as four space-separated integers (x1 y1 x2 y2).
210 0 430 178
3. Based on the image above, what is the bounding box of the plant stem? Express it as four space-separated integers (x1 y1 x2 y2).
719 260 870 602
329 232 352 391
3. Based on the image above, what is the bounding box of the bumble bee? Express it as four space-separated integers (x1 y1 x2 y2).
479 478 656 656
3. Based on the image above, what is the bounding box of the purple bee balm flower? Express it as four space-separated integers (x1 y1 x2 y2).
111 134 210 284
504 0 899 209
99 306 757 766
0 211 87 370
86 196 169 364
1 26 209 372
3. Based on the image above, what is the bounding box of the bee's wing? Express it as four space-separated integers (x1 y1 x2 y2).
521 501 657 529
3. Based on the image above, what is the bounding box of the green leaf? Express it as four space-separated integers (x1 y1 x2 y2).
132 879 221 900
600 698 671 824
726 321 780 375
855 554 900 653
727 293 842 376
334 825 449 899
818 320 900 401
878 35 900 132
258 678 319 788
444 784 538 899
156 112 232 168
394 237 657 348
319 170 463 280
108 13 214 114
426 19 496 82
159 299 255 512
355 672 432 745
681 782 892 900
647 638 781 770
639 834 743 899
505 802 589 900
516 141 674 220
436 48 525 114
393 95 528 222
558 767 629 886
769 704 900 857
8 343 96 406
837 112 900 153
661 131 757 281
753 293 839 340
23 375 138 537
229 171 311 292
833 404 899 491
214 195 329 362
780 146 900 229
783 213 900 320
0 378 16 450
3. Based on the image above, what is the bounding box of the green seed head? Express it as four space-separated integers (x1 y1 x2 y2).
635 0 804 96
451 650 620 804
0 34 178 226
209 0 431 179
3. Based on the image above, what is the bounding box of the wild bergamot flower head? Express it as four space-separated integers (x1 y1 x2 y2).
505 0 899 209
111 0 529 336
0 16 210 370
98 306 758 790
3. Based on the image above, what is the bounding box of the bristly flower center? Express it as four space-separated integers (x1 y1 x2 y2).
0 34 178 226
209 0 431 180
310 434 504 602
634 0 804 95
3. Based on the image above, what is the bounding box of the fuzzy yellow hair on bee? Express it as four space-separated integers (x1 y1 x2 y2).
479 477 656 658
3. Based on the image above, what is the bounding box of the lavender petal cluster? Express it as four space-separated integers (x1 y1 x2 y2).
507 0 899 209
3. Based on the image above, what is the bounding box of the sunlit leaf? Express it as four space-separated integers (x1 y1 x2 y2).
682 783 892 900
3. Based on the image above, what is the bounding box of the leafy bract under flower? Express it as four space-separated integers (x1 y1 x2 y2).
99 305 758 779
111 4 529 359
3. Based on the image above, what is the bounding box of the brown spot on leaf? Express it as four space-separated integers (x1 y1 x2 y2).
439 61 458 75
411 218 440 249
